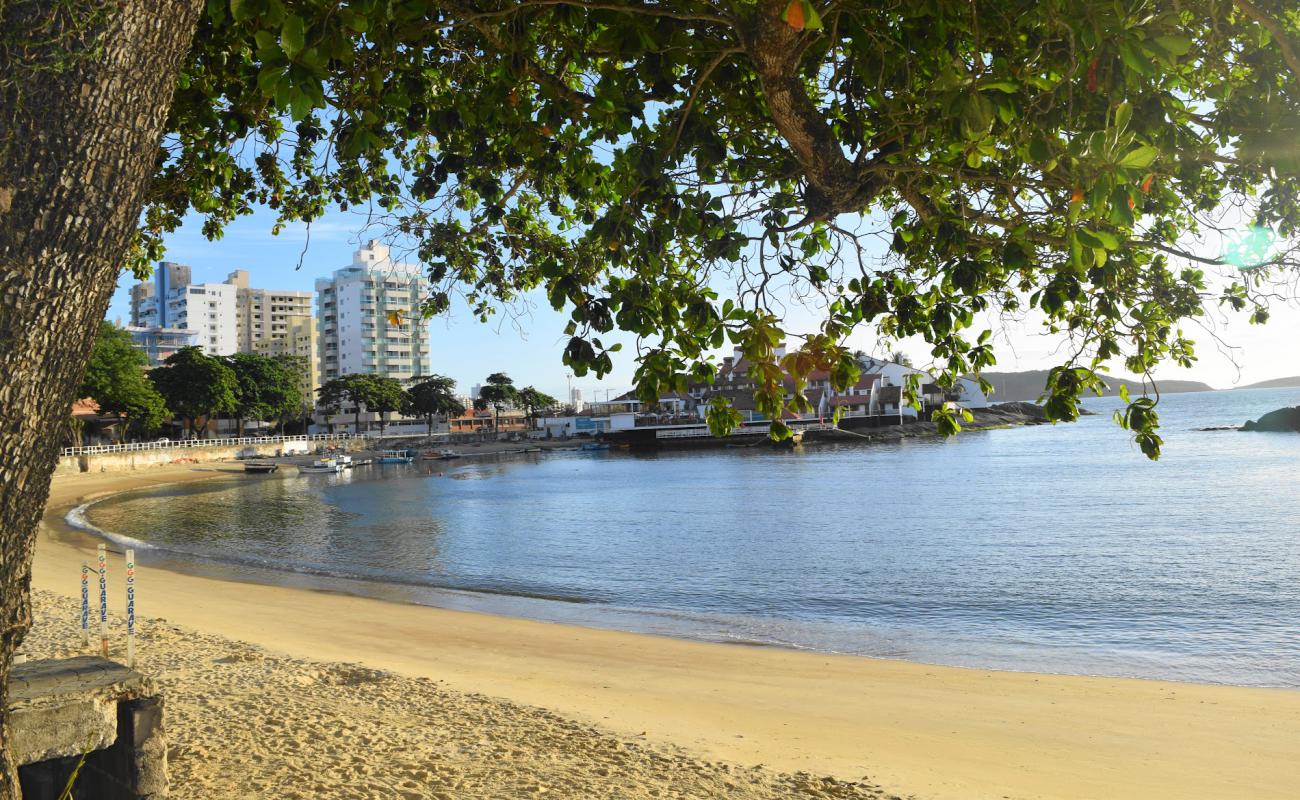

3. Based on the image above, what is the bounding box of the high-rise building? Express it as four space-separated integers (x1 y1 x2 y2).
253 315 319 411
129 261 238 363
316 240 431 384
225 270 315 353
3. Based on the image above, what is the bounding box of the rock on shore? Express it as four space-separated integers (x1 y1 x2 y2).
1241 406 1300 433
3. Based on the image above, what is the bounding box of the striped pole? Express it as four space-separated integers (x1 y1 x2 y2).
125 550 136 668
97 544 108 657
80 563 90 647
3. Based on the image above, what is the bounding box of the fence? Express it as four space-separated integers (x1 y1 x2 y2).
654 422 838 439
60 433 365 458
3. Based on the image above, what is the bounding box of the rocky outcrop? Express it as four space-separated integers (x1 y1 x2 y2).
1241 407 1300 433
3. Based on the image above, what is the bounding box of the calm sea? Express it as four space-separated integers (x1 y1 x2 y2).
78 387 1300 687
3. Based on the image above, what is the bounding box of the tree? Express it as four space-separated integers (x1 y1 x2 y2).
79 323 169 441
271 354 312 432
477 373 519 433
405 375 465 436
517 387 560 428
4 3 1300 792
226 352 303 436
317 373 377 434
889 352 915 370
367 375 407 435
148 347 237 439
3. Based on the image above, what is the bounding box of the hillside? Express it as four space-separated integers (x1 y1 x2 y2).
976 370 1215 403
1238 376 1300 390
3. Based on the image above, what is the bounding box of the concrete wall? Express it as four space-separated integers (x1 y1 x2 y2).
55 439 361 475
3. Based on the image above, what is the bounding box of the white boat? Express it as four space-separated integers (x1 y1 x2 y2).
337 455 354 468
422 448 461 460
299 458 342 474
376 450 413 464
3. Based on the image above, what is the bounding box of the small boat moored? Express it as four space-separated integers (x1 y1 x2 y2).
377 450 414 464
299 458 343 474
579 442 610 451
422 448 461 460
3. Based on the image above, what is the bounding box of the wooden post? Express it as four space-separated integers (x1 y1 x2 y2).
97 544 108 657
125 549 136 668
80 563 90 648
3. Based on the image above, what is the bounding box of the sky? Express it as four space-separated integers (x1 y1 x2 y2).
105 205 1300 402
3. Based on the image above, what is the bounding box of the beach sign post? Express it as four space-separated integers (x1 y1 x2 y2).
80 562 90 647
97 544 109 657
125 549 136 668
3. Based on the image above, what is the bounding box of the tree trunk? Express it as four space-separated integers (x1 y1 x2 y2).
0 1 205 794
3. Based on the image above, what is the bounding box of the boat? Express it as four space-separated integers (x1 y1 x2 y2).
349 457 373 467
243 462 279 474
376 450 414 464
579 442 610 451
422 448 461 461
336 455 354 468
298 458 342 474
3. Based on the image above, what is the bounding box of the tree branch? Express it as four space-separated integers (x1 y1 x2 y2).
1234 0 1300 81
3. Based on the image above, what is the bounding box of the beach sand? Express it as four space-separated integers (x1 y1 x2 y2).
27 466 1300 799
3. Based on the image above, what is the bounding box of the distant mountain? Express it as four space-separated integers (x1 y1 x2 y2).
976 370 1215 402
1238 376 1300 390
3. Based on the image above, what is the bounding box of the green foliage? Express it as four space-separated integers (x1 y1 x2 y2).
366 374 406 433
476 372 518 431
79 322 169 440
225 351 302 433
134 0 1300 458
405 374 465 434
517 386 559 420
317 372 398 432
148 346 237 437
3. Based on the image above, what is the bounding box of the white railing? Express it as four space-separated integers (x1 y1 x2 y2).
654 422 838 439
61 433 365 458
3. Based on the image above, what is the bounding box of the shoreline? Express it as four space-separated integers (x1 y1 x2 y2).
64 476 1297 691
30 466 1300 799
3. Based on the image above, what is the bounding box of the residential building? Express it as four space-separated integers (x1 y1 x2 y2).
252 314 320 410
225 270 315 355
129 261 237 360
125 326 199 367
315 240 431 384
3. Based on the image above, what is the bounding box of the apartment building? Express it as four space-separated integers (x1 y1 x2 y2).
225 270 315 353
252 314 320 407
315 240 431 384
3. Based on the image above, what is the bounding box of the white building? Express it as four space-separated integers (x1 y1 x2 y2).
130 262 237 359
316 240 432 384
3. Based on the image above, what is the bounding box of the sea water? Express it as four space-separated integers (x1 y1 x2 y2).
80 387 1300 687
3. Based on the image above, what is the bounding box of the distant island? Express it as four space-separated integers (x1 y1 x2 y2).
1237 376 1300 390
977 370 1215 403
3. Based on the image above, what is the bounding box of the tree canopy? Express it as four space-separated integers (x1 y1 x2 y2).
517 386 560 421
79 322 169 440
148 346 238 437
128 1 1300 457
226 351 304 435
406 374 466 434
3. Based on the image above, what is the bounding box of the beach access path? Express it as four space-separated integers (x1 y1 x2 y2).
30 466 1300 800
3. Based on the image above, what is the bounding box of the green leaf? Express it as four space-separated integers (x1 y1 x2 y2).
281 15 306 59
1113 101 1132 133
1118 40 1154 76
801 1 823 30
229 0 254 22
1152 35 1192 57
1117 145 1158 169
979 79 1019 93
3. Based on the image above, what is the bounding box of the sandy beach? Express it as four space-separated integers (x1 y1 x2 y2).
26 466 1300 799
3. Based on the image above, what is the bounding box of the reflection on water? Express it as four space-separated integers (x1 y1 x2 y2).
83 388 1300 687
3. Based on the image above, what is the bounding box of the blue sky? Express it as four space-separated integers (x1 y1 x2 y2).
106 205 1300 399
